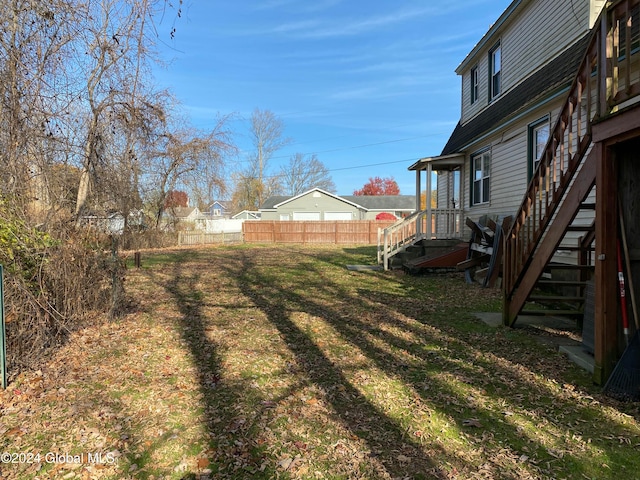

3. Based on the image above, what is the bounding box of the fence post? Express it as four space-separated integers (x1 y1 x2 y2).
1 265 7 389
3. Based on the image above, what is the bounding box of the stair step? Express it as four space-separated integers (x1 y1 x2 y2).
580 203 596 210
528 295 585 302
555 246 595 251
566 225 594 232
537 280 589 286
520 309 584 317
544 264 594 270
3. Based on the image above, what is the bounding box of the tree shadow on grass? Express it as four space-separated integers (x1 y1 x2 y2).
223 253 447 479
140 259 281 479
129 245 640 479
223 249 640 480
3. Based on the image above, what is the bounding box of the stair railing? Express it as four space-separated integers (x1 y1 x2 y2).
503 0 640 322
378 210 427 270
377 207 464 270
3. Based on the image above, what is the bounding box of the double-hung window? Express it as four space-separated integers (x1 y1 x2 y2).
528 117 550 180
470 66 479 104
489 42 501 100
471 150 491 205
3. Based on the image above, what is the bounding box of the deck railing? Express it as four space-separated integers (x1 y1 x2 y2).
378 207 463 270
503 0 640 322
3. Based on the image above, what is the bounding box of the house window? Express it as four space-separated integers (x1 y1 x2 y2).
489 43 501 100
213 208 222 216
471 150 491 205
619 5 640 58
528 117 550 180
470 66 479 104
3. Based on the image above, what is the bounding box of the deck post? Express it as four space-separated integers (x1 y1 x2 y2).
426 162 433 239
415 169 423 238
594 142 618 385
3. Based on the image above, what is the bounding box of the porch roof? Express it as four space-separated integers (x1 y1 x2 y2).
408 153 464 172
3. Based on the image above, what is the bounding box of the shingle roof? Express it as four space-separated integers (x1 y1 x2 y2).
341 195 415 210
260 196 291 209
441 33 591 155
260 191 415 211
170 206 199 218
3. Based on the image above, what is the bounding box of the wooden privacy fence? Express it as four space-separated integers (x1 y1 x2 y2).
178 231 243 246
243 220 395 245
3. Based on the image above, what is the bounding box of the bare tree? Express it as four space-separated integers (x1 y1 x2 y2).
0 0 76 214
75 0 171 218
143 115 234 228
279 153 335 196
246 108 291 207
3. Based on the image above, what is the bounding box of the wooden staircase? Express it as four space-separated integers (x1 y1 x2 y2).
378 208 463 270
503 0 640 326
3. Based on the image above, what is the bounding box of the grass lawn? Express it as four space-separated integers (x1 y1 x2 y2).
1 244 640 479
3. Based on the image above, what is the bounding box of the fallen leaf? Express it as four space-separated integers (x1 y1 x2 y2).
462 418 483 428
278 457 293 470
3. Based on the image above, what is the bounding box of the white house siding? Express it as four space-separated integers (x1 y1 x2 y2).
459 0 599 125
460 104 553 217
590 0 606 27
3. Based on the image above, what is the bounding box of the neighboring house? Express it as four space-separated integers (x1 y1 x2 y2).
389 0 640 385
80 210 145 235
232 210 261 220
206 201 229 218
161 206 205 230
167 206 202 222
260 188 415 221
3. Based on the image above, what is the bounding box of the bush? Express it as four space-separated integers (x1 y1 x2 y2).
375 212 397 221
0 206 121 377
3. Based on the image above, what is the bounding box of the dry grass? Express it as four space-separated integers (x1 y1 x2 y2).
1 244 640 480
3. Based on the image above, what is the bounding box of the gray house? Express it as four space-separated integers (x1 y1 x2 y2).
260 188 415 221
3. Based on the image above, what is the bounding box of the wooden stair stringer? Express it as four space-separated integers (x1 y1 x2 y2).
505 148 597 326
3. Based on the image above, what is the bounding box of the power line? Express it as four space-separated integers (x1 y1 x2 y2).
269 133 444 160
242 156 421 183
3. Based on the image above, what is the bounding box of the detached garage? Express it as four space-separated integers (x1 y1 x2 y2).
259 188 415 221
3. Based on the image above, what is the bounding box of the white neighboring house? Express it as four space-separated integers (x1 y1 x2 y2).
165 206 244 234
81 210 144 235
232 210 261 220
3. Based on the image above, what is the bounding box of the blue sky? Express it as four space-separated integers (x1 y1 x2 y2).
153 1 513 196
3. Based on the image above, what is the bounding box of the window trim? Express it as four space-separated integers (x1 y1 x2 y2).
470 65 479 104
470 148 491 206
527 116 550 181
489 42 502 101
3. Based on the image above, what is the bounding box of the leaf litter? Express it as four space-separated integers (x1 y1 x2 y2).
1 245 640 480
